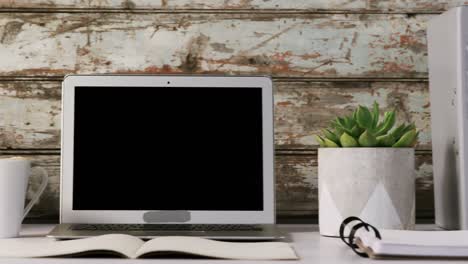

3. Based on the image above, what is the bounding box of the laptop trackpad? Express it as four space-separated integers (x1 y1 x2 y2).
143 211 190 223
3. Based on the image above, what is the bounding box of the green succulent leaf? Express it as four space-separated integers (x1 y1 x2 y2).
390 123 406 140
377 134 396 147
392 129 418 148
330 120 340 129
376 112 389 130
323 129 339 144
372 101 379 129
375 111 396 136
350 125 364 138
352 109 358 122
331 121 344 135
358 130 378 147
331 121 354 138
356 105 373 129
391 123 415 140
336 117 347 128
324 137 340 147
344 116 355 129
403 123 416 135
314 135 326 147
334 127 345 138
340 132 359 147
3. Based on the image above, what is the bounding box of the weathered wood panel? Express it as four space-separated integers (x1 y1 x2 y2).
0 81 61 149
0 0 465 12
275 81 431 149
0 0 440 222
0 13 429 78
8 152 432 220
0 80 431 149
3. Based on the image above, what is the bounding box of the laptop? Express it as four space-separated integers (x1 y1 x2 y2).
47 75 283 240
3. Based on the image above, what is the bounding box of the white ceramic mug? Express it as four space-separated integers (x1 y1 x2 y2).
0 157 48 238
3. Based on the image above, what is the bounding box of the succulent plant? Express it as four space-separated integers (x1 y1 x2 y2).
315 101 418 148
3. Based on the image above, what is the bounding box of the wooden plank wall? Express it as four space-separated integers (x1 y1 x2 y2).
0 0 461 222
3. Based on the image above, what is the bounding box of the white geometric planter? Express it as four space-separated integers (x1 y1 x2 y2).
318 148 415 237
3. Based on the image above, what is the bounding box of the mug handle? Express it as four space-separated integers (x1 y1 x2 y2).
22 167 49 220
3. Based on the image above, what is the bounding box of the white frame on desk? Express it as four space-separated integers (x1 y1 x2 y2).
60 74 275 224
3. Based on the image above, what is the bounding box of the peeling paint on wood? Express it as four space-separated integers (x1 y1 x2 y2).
0 80 430 150
0 13 430 78
369 0 467 12
0 0 466 12
275 81 431 149
0 81 61 149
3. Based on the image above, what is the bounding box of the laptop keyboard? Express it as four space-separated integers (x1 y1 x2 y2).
71 224 262 232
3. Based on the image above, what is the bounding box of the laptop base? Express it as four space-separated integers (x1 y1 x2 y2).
47 224 284 241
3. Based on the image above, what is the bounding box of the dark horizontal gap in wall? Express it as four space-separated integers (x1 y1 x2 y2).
0 76 429 83
0 149 61 155
0 7 445 15
278 211 435 224
23 211 436 224
0 148 433 156
275 77 429 83
275 148 432 156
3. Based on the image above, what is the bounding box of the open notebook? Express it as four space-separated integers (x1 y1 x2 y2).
340 216 468 259
0 234 298 260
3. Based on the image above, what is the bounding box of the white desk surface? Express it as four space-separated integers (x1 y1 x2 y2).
0 224 461 263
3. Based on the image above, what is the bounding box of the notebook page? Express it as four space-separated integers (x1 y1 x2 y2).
359 230 468 257
136 236 298 260
0 234 144 258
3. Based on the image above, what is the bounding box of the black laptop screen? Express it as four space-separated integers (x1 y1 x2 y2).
72 86 264 211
